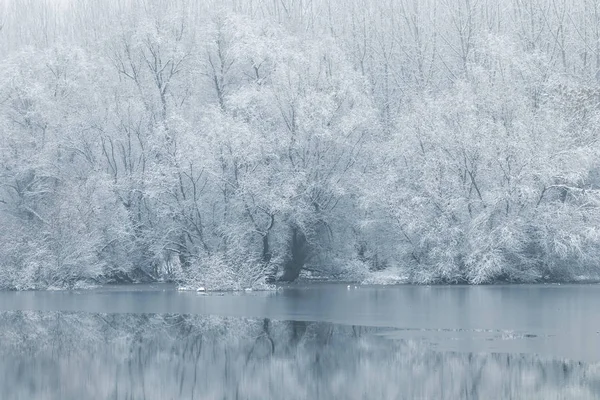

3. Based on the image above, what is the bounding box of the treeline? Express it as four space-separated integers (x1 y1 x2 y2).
1 0 600 289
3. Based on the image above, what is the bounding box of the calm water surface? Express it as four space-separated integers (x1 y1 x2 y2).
1 283 599 399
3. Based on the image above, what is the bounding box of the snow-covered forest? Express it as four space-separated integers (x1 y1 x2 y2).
2 0 600 289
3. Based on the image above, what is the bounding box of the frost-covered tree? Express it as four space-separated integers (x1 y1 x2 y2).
2 0 600 288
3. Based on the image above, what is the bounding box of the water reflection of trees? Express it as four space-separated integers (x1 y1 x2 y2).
0 311 598 399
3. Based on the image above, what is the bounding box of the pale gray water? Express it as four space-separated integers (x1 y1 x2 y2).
1 284 600 399
1 283 600 361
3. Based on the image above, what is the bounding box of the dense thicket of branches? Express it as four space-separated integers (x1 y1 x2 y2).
2 0 600 289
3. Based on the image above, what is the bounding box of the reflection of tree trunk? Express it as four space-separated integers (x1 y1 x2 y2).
263 318 275 354
289 320 307 346
278 225 310 282
246 318 275 365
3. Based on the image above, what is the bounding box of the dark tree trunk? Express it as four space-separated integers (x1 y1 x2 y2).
262 234 271 264
178 233 191 271
262 216 279 284
264 232 278 284
278 225 309 282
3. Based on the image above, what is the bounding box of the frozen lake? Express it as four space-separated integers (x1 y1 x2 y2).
1 284 600 399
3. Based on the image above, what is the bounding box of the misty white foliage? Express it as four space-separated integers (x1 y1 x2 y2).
2 0 600 288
